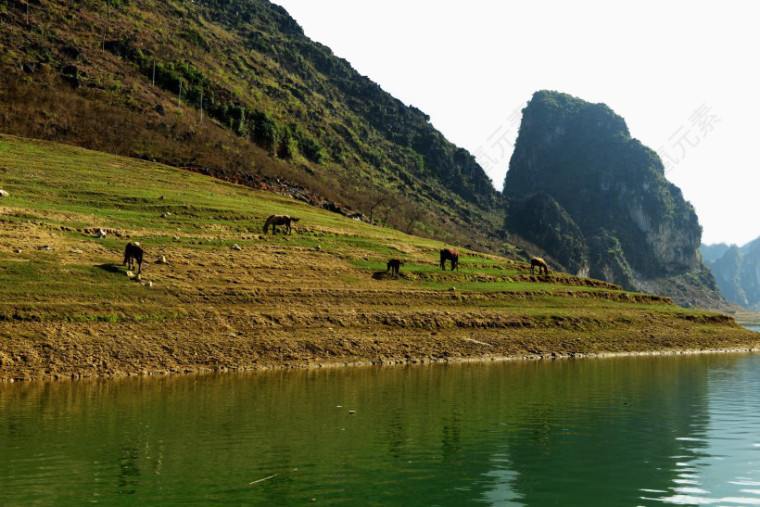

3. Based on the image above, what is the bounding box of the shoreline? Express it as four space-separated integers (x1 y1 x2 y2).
2 320 757 382
3 345 759 384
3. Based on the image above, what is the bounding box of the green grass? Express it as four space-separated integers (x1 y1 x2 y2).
0 134 677 319
0 135 429 241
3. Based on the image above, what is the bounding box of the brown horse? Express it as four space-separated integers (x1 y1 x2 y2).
440 248 459 271
386 258 404 277
530 257 549 275
123 242 144 274
263 214 300 234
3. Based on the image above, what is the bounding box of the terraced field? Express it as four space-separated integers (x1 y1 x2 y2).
0 135 756 381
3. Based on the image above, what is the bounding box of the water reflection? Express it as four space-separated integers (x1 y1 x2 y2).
1 353 760 504
643 355 760 505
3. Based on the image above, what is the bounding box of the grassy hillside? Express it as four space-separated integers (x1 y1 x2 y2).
0 0 501 252
0 134 756 381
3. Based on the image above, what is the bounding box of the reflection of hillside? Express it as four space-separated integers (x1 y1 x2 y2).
0 356 740 504
494 357 714 505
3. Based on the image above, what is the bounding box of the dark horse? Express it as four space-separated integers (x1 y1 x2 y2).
530 257 549 275
440 248 459 271
263 214 300 234
123 242 144 274
386 258 404 278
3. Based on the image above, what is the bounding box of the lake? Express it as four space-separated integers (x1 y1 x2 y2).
3 353 760 505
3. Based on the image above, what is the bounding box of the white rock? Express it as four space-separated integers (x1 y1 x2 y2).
231 244 242 251
126 270 134 278
70 249 83 254
0 189 9 197
97 228 107 238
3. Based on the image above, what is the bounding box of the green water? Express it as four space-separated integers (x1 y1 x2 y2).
3 354 760 505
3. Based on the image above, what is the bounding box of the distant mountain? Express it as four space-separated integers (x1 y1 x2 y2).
704 237 760 310
503 90 721 307
700 243 731 263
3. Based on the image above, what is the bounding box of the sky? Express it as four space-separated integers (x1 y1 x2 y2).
271 1 759 246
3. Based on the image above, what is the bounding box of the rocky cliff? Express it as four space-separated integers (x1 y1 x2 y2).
503 90 720 306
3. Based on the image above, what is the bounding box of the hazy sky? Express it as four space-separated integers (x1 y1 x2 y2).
271 1 758 246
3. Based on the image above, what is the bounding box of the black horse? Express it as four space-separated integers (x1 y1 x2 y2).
263 214 300 234
123 242 144 274
530 257 549 275
386 258 404 278
440 248 459 271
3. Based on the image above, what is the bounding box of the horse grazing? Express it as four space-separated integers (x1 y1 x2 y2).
440 248 459 271
263 214 300 235
123 242 144 274
530 257 549 276
386 258 404 278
